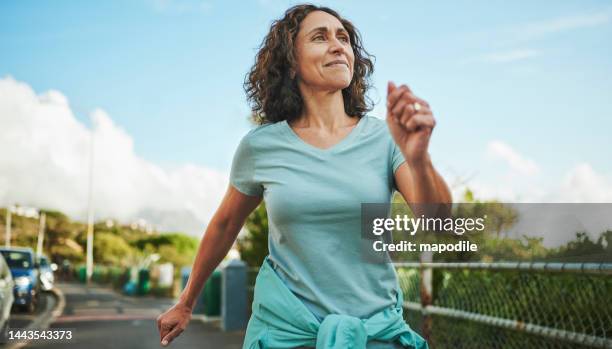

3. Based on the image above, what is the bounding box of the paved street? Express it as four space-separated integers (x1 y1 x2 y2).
22 282 245 349
8 292 55 330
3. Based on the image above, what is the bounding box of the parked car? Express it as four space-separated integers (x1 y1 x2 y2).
0 248 40 313
0 254 14 333
37 255 55 291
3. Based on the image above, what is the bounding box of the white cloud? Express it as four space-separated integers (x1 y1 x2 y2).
450 162 612 247
486 140 540 176
453 160 612 204
0 76 227 236
480 49 540 63
550 163 612 202
454 142 612 204
462 10 611 64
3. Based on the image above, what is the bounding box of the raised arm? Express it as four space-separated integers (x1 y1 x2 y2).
156 185 262 346
386 81 452 217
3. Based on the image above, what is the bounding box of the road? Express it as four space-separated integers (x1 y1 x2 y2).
9 292 56 330
19 282 245 349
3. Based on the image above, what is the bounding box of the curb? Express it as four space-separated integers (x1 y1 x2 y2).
4 287 66 349
191 315 221 324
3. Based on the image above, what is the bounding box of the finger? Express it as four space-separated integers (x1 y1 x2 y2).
157 316 162 339
406 102 432 117
161 326 184 347
386 108 401 124
396 99 430 125
159 321 177 341
401 92 429 108
397 94 432 117
390 89 416 117
159 324 170 342
391 97 410 117
413 96 430 110
387 81 396 95
387 85 410 110
400 104 415 125
404 113 436 132
398 91 430 110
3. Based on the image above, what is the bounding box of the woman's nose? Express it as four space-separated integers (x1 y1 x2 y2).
328 37 346 54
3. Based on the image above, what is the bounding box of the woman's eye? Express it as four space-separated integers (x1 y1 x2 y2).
314 35 325 41
339 36 349 43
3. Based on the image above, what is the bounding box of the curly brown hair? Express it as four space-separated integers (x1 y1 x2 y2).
244 4 375 125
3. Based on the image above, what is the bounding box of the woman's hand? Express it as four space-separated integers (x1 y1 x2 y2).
386 81 436 167
157 301 193 346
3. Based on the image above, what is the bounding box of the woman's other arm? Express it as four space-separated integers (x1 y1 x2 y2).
386 81 452 215
156 185 262 346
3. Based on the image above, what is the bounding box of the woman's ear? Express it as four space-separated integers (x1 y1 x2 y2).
289 69 296 79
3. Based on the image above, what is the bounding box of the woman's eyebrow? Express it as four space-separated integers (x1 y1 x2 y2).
306 26 349 37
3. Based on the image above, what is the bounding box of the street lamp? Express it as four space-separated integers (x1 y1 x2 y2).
36 212 46 256
86 128 95 283
4 205 15 247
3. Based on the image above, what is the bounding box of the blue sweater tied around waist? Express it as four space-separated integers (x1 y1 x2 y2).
242 256 429 349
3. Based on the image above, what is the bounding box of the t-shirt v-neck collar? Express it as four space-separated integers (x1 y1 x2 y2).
281 116 366 154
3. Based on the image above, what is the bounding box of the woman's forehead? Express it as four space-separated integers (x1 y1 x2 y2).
299 11 346 36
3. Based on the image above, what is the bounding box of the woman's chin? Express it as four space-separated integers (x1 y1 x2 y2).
325 79 351 91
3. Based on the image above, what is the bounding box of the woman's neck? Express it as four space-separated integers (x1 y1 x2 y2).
293 85 354 131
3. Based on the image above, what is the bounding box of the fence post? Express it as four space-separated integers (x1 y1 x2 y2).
420 251 433 344
221 259 247 331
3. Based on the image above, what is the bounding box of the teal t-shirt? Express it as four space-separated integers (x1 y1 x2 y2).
230 115 406 325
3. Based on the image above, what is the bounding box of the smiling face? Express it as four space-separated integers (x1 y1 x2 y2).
294 10 355 92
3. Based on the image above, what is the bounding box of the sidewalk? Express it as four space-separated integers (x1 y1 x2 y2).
25 282 245 349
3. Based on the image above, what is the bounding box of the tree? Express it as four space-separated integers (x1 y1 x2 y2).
237 202 269 267
547 230 612 262
93 232 134 266
132 233 199 268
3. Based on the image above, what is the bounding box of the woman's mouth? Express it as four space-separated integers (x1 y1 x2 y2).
324 60 348 68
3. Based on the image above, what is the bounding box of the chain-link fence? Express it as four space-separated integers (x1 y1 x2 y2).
245 262 611 348
396 262 612 349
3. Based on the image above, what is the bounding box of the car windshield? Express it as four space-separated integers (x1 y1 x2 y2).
0 251 32 269
39 257 49 267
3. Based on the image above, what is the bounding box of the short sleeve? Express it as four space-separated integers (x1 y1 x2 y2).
391 141 406 174
229 135 263 197
390 141 406 192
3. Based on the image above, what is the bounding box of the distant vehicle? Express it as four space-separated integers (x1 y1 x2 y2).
0 247 40 313
37 255 55 291
0 253 14 333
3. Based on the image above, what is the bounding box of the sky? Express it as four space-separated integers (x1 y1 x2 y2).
1 0 611 237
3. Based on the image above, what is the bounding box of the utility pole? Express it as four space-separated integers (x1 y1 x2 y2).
36 212 46 256
4 206 11 247
86 130 95 283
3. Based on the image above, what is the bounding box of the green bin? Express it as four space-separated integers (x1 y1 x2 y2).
202 270 221 316
77 266 87 283
137 268 151 295
181 267 204 313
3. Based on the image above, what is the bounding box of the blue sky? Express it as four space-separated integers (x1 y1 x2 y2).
1 0 612 230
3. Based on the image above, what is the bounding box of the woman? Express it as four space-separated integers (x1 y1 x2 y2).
157 4 452 349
